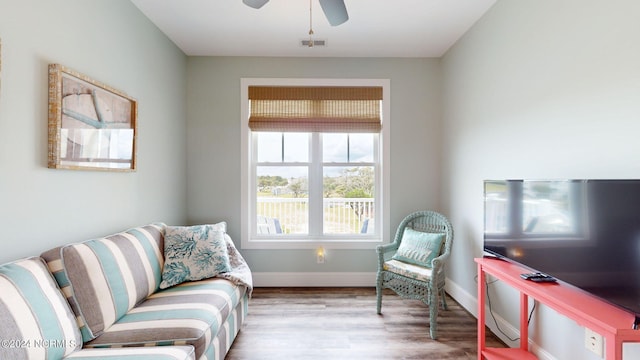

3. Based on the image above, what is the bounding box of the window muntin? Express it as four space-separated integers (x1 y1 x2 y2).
323 133 374 163
257 132 309 163
256 165 308 235
254 132 377 238
323 165 374 235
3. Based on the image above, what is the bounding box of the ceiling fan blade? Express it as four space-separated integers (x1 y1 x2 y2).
242 0 269 9
318 0 349 26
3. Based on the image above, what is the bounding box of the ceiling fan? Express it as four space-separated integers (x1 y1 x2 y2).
242 0 349 26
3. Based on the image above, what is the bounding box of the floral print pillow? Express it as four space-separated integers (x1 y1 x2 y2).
159 224 232 289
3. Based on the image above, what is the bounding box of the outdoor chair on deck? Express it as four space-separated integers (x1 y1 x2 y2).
376 210 454 339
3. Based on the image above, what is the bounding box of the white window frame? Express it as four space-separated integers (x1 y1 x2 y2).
240 78 390 250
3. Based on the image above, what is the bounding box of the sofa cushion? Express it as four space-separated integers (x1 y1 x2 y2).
41 223 166 342
83 277 244 359
160 224 231 289
0 257 82 360
63 346 195 360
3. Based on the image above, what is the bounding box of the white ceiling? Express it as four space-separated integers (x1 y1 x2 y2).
131 0 496 57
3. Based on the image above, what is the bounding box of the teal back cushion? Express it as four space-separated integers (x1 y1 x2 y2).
41 223 166 342
392 228 445 268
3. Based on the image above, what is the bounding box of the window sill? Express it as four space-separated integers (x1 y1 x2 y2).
241 237 384 250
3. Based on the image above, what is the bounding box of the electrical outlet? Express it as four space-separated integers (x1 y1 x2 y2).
316 247 325 264
585 327 603 357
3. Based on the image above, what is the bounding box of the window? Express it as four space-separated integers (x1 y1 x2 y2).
241 79 390 249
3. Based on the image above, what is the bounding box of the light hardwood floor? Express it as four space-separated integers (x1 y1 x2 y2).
226 287 505 360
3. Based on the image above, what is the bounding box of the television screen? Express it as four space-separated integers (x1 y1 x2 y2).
484 179 640 316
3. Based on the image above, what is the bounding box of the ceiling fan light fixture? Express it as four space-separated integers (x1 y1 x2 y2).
301 39 326 47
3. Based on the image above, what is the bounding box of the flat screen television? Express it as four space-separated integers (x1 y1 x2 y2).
484 179 640 322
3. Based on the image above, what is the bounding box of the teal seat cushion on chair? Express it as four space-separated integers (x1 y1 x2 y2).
392 228 444 268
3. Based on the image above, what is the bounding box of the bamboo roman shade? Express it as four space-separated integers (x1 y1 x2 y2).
248 86 383 133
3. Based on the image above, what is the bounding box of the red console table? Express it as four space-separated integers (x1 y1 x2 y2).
476 257 640 360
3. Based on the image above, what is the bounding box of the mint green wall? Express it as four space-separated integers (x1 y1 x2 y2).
186 57 442 273
442 1 640 358
0 0 188 264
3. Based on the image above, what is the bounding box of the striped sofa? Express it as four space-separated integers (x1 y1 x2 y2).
0 257 195 360
0 223 250 360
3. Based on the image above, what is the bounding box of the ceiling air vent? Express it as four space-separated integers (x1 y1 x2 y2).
300 39 327 47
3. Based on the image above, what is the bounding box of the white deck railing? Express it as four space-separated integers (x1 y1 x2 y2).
257 197 374 234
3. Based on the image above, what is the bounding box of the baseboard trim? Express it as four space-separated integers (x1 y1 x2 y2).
253 272 377 287
445 278 556 360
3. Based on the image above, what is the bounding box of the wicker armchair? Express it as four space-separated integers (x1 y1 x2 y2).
376 210 454 339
